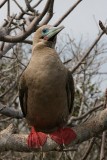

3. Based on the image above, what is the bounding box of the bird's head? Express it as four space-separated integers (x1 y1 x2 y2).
33 25 64 48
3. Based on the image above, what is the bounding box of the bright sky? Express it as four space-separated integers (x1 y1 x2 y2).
0 0 107 37
37 0 107 39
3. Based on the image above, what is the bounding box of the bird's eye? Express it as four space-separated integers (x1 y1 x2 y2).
42 28 49 34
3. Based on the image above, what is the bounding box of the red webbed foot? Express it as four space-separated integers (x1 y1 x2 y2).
27 127 76 148
50 127 76 145
27 127 47 148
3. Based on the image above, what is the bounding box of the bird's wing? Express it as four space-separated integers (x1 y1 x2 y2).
66 71 75 114
19 75 28 117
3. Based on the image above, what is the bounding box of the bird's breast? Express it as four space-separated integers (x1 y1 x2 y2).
27 52 67 88
25 51 68 132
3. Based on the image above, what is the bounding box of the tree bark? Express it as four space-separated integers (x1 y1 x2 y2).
0 109 107 152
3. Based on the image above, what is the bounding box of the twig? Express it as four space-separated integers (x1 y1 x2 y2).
54 0 83 26
0 0 8 8
13 49 26 68
13 0 26 13
6 14 17 28
71 31 104 73
2 55 15 59
99 21 107 34
13 0 33 16
81 138 95 160
0 81 17 98
63 58 72 64
0 42 5 51
7 0 10 20
0 0 51 43
23 39 32 44
16 0 42 20
0 43 16 59
68 103 103 123
40 0 54 25
25 0 35 13
0 40 32 59
33 0 43 8
100 132 106 160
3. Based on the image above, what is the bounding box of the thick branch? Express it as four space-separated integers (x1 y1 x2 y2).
0 103 23 119
0 109 107 152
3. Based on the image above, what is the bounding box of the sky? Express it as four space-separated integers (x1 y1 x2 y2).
0 0 107 91
37 0 107 39
0 0 107 38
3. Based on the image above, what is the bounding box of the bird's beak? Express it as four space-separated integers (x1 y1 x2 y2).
44 26 64 40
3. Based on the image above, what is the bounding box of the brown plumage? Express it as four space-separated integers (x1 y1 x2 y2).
19 25 74 134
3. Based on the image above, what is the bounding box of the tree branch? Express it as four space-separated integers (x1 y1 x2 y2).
68 103 103 122
81 138 95 160
0 43 16 58
100 131 106 160
0 109 107 152
0 0 51 43
71 31 104 73
54 0 83 26
99 20 107 34
0 0 8 8
0 103 23 119
40 0 54 25
25 0 35 13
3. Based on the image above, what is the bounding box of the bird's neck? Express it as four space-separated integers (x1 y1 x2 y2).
33 41 55 50
32 43 55 56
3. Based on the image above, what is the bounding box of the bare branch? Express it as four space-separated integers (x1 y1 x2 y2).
15 0 42 20
0 0 8 8
25 0 35 13
63 58 72 64
0 81 17 98
0 109 107 152
0 0 51 43
100 89 107 160
7 0 10 20
0 42 5 51
13 0 27 14
40 0 54 25
81 138 95 160
71 31 104 73
33 0 43 8
68 103 103 122
23 39 32 44
99 20 107 34
54 0 83 26
0 103 23 119
100 132 106 160
0 43 16 59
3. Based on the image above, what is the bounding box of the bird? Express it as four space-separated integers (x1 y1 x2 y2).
19 25 76 148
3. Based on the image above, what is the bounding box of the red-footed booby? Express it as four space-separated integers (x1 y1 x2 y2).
19 25 76 148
